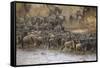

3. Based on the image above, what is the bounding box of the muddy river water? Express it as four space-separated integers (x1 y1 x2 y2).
16 48 96 65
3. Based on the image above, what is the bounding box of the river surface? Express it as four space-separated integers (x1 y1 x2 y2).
16 48 96 65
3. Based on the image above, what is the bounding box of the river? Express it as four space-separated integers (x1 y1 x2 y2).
16 48 96 65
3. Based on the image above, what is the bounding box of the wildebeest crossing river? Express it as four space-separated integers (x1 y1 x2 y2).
16 5 97 65
16 29 97 65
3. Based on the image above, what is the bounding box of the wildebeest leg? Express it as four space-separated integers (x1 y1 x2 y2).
21 35 26 49
21 38 25 50
71 40 76 51
84 46 87 52
74 44 77 52
49 42 51 49
60 45 65 50
46 40 49 49
21 35 24 49
31 37 34 47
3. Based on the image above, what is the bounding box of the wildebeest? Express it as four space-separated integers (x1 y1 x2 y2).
16 34 22 45
56 15 65 26
31 16 37 25
46 15 57 27
54 25 62 32
22 31 44 49
48 33 56 49
87 38 96 51
73 39 83 51
69 14 77 24
61 40 75 51
75 38 96 52
22 34 35 49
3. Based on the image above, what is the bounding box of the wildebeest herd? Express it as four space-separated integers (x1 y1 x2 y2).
16 14 96 53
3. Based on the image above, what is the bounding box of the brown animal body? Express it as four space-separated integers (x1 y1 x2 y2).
22 34 35 48
22 31 43 49
61 40 75 51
